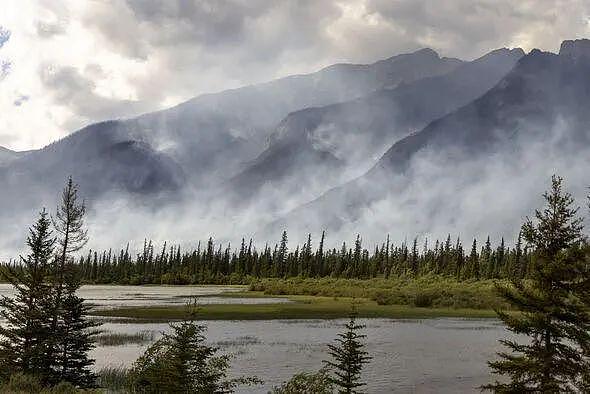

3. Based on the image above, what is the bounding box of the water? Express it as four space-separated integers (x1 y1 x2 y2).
0 284 510 393
93 318 510 393
0 284 290 309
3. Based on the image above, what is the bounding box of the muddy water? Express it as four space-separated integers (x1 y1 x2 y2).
0 283 289 309
0 284 510 393
93 318 511 393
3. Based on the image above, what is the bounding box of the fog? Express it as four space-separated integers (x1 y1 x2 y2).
1 112 582 261
1 43 589 260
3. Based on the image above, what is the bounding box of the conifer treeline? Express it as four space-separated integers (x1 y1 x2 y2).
7 231 535 285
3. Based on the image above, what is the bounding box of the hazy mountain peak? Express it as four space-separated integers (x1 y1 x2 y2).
559 38 590 59
0 146 30 165
480 47 524 59
382 47 439 61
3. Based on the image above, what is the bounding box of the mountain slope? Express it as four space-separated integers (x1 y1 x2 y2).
0 48 463 245
0 146 31 165
129 47 462 187
228 48 524 206
276 39 590 236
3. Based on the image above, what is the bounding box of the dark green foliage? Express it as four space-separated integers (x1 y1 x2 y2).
271 368 333 394
0 210 55 384
53 275 100 388
59 229 540 286
0 194 99 390
48 178 99 388
127 312 260 393
324 314 371 393
485 175 590 392
0 373 78 394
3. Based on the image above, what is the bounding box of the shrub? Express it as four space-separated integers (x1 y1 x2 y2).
127 318 260 393
271 369 333 394
0 374 80 394
413 292 434 308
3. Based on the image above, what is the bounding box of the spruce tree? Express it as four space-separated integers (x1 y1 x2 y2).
484 175 590 392
54 273 100 388
324 313 371 393
128 308 259 393
49 177 99 387
277 231 288 277
0 210 55 383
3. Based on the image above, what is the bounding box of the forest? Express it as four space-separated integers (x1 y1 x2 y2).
1 230 535 286
1 175 590 393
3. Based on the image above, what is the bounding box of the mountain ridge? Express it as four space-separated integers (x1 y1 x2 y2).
270 40 590 236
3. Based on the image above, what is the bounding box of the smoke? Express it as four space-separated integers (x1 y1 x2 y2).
1 110 588 261
21 113 580 260
281 115 590 248
1 43 589 260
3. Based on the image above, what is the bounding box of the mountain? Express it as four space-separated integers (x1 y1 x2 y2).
227 48 524 207
0 48 461 206
275 39 590 236
126 47 462 187
0 146 31 165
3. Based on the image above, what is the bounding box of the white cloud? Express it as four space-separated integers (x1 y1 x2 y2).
1 0 589 150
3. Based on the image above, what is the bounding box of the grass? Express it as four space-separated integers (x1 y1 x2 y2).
215 335 261 347
97 366 129 392
88 276 507 321
95 330 156 346
250 275 506 310
90 293 498 321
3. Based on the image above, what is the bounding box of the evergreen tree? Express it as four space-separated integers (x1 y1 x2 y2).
52 177 88 297
324 313 371 393
485 175 590 392
467 239 479 280
0 210 55 383
49 177 99 387
277 231 288 277
54 274 100 388
128 308 259 393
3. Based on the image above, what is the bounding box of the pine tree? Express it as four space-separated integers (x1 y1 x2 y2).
54 274 100 388
49 178 99 387
324 313 371 393
277 231 288 277
484 175 590 392
467 239 479 280
52 177 88 294
128 308 259 393
0 210 55 383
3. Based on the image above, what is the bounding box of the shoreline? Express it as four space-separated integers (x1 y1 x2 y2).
90 291 499 321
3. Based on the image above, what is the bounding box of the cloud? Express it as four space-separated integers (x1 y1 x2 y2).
39 65 152 130
1 0 590 151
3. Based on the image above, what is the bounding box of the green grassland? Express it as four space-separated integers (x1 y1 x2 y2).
91 276 505 321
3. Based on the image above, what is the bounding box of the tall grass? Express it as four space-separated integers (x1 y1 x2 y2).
95 330 156 347
97 366 129 392
250 275 506 310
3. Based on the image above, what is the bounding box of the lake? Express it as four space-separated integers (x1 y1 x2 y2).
0 284 510 393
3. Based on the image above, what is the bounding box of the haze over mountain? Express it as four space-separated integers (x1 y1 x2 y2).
227 47 524 209
0 47 460 198
0 48 462 254
0 146 27 165
275 39 590 243
1 39 590 256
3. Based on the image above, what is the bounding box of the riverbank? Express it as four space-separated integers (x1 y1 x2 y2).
90 291 499 321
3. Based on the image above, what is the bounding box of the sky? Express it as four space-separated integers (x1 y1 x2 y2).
1 0 590 151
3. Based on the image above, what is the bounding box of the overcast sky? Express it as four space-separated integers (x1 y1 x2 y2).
1 0 589 151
